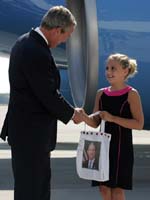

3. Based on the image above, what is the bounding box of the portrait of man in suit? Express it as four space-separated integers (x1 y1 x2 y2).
82 141 100 170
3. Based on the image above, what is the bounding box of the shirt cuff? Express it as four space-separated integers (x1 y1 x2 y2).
71 110 76 119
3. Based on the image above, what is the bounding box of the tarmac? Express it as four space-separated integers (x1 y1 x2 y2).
0 105 150 200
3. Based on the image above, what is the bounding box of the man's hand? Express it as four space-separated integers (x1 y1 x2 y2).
72 108 84 124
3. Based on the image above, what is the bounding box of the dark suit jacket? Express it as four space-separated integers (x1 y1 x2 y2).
0 29 74 152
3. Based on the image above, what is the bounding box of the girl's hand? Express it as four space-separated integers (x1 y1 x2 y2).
100 111 114 122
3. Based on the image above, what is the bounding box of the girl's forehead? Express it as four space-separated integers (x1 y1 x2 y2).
107 59 119 66
106 60 125 70
107 59 117 64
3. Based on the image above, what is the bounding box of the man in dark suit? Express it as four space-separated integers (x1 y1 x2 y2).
0 6 82 200
82 142 99 170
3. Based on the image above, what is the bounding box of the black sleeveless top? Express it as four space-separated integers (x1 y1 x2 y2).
92 86 134 190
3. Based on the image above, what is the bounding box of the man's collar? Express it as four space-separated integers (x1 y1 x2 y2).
35 27 48 45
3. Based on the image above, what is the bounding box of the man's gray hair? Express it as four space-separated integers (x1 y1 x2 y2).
41 6 77 32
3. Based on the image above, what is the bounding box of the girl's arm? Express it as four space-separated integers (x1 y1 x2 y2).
100 89 144 130
82 111 101 128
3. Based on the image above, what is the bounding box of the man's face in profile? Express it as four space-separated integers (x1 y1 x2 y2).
87 143 96 160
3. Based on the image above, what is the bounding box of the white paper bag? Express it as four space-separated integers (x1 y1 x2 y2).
76 120 111 182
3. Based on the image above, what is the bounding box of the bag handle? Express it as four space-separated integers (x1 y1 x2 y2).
100 120 105 133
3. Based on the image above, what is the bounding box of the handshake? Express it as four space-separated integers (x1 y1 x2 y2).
72 108 86 124
72 108 111 127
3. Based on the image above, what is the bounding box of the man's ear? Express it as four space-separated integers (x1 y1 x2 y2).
55 27 62 35
49 28 60 36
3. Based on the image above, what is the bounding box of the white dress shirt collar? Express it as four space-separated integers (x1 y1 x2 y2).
88 159 95 168
35 27 48 45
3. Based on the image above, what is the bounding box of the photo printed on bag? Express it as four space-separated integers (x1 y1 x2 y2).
82 140 101 170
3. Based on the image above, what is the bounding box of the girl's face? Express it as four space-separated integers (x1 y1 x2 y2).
105 59 128 85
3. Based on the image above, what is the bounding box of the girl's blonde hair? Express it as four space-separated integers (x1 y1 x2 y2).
107 53 138 79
